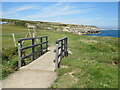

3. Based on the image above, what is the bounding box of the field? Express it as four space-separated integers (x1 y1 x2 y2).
1 25 119 88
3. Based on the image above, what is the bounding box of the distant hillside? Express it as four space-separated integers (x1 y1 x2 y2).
1 18 100 34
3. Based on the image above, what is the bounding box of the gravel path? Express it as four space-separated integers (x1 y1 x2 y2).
2 46 57 88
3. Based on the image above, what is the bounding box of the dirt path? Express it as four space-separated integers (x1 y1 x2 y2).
2 46 57 88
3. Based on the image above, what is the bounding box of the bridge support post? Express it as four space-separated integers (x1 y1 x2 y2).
32 39 35 60
61 40 63 58
18 41 22 69
46 37 48 52
55 43 59 69
40 38 43 55
65 37 68 56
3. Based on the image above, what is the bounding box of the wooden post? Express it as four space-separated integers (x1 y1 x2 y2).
33 33 35 38
40 38 43 55
22 33 29 44
32 39 35 60
46 37 48 52
66 37 68 56
64 38 66 56
12 33 16 47
55 43 59 69
33 28 38 42
33 28 36 35
63 39 66 56
61 40 63 58
28 28 31 37
18 41 22 69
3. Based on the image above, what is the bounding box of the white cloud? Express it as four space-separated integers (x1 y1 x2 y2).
0 12 2 17
54 0 67 6
25 2 95 20
3 5 37 15
2 2 96 20
39 17 117 29
1 2 117 29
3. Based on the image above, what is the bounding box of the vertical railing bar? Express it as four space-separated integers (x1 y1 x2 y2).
55 42 59 69
32 38 35 60
18 41 22 69
46 37 48 52
61 40 63 58
64 39 65 56
64 38 66 56
40 37 43 55
39 38 41 56
66 37 68 56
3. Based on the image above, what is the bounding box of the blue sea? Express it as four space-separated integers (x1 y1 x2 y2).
85 30 120 38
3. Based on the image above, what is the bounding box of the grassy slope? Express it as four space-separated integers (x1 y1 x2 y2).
2 25 119 88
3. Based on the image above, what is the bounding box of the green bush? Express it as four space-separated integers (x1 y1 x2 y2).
2 47 18 79
2 47 18 61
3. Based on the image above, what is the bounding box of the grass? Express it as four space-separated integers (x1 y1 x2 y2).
1 25 119 88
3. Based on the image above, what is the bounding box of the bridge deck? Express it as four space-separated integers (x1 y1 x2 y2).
2 45 57 88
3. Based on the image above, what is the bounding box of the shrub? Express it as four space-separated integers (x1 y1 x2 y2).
2 46 18 79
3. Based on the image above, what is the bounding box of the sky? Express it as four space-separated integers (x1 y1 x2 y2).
2 2 118 29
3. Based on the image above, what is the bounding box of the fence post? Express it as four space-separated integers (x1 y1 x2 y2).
28 28 31 37
32 38 35 60
12 33 17 47
55 43 59 69
33 33 35 38
18 41 22 69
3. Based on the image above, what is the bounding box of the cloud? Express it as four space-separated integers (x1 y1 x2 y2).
54 0 67 6
2 2 95 20
0 12 2 16
25 2 95 20
3 5 37 15
2 2 117 29
39 16 117 29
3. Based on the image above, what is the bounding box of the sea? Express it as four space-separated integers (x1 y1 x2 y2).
85 30 120 38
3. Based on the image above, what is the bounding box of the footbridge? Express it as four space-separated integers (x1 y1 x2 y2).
2 36 68 88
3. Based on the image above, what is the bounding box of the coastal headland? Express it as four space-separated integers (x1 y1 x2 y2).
1 18 100 35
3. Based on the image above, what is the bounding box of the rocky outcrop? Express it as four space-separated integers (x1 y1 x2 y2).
57 25 100 35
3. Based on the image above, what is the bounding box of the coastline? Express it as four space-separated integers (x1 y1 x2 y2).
99 29 109 30
86 35 119 38
83 30 119 38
